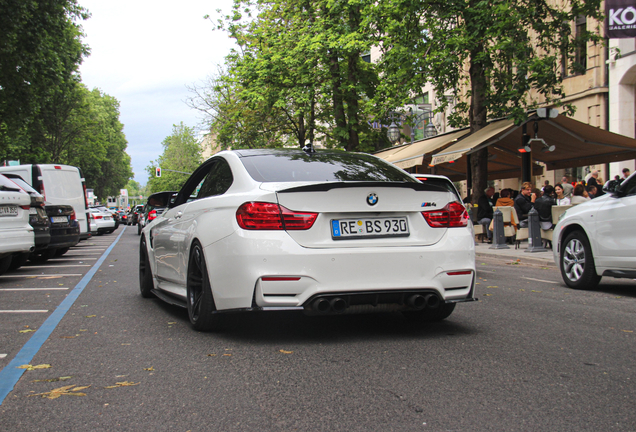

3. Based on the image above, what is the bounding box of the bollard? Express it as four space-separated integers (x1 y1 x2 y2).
525 207 547 253
489 208 509 249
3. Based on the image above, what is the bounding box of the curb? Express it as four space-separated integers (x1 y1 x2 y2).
475 251 556 267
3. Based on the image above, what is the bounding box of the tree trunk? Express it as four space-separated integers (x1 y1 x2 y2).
469 43 488 206
328 48 348 147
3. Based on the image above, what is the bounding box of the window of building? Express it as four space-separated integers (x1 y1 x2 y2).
574 15 587 74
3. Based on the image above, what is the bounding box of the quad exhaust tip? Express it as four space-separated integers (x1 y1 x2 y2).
310 293 441 314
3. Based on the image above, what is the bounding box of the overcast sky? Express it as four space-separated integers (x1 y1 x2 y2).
78 0 236 185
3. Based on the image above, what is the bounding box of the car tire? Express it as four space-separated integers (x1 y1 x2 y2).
29 248 56 263
9 253 30 270
0 255 12 275
137 223 141 235
54 247 70 257
402 302 456 323
139 236 154 298
560 230 601 290
187 241 222 332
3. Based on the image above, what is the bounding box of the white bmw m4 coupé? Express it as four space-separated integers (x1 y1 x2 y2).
139 149 476 331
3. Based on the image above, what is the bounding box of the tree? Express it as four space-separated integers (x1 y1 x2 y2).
373 0 603 204
206 0 387 152
146 123 203 194
0 0 89 148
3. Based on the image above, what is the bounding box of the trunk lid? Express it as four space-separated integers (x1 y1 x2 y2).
270 181 458 248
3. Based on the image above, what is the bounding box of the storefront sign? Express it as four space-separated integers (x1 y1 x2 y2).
607 0 636 38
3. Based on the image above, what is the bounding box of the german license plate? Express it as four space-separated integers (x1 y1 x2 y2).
51 216 68 223
0 205 19 217
331 217 409 239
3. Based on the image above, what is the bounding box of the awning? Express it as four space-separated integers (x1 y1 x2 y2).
430 119 515 165
428 114 636 181
377 128 470 169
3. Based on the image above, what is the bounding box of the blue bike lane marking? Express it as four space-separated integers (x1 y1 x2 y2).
0 227 127 405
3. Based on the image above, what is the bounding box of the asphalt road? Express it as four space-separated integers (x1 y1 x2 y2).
1 227 635 431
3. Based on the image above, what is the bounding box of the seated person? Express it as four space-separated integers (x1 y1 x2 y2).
514 182 536 228
477 187 495 241
533 185 556 230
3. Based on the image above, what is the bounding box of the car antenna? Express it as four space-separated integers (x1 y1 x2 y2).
302 140 316 155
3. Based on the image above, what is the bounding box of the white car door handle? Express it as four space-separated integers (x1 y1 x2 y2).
175 211 183 219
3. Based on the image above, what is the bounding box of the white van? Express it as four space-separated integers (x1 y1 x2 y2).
0 164 90 239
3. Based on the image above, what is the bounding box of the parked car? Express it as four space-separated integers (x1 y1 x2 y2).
44 205 80 258
0 164 90 240
0 174 34 275
2 174 51 267
93 205 120 230
137 192 176 235
88 207 116 235
139 149 476 331
553 171 636 289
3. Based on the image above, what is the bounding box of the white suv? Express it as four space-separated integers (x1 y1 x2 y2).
553 173 636 289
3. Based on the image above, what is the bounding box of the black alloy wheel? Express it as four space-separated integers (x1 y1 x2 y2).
186 241 222 332
560 230 601 290
139 236 154 298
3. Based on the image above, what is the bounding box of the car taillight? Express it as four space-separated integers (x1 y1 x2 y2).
70 210 77 221
422 201 469 228
94 215 102 219
148 209 157 221
236 202 317 230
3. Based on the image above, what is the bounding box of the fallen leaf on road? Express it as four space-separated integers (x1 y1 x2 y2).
29 385 90 399
279 350 293 354
223 354 232 357
85 315 96 318
32 376 72 383
17 364 52 371
143 367 154 371
531 290 542 293
484 294 493 296
60 336 75 339
167 322 176 324
19 329 35 333
104 381 140 389
622 330 633 333
486 286 498 288
207 354 217 357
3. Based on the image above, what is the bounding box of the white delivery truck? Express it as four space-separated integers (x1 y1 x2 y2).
0 164 91 240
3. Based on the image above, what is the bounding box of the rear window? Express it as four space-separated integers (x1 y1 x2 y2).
239 151 418 183
43 169 83 199
415 176 461 200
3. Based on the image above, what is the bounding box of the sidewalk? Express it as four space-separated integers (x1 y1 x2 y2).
474 239 556 267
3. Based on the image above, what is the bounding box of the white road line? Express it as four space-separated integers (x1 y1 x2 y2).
0 288 69 291
20 265 91 269
0 310 49 313
58 256 98 259
0 274 83 279
521 277 559 284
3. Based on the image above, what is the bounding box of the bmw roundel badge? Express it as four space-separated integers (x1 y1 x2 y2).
366 192 378 206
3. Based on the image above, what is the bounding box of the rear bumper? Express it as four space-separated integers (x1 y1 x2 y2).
0 228 35 256
203 228 476 311
49 226 80 249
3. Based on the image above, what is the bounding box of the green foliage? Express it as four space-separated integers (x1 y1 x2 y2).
373 0 604 128
0 0 89 145
200 0 390 152
146 123 203 194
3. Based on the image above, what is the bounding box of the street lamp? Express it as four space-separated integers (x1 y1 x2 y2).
408 107 437 144
387 121 401 144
